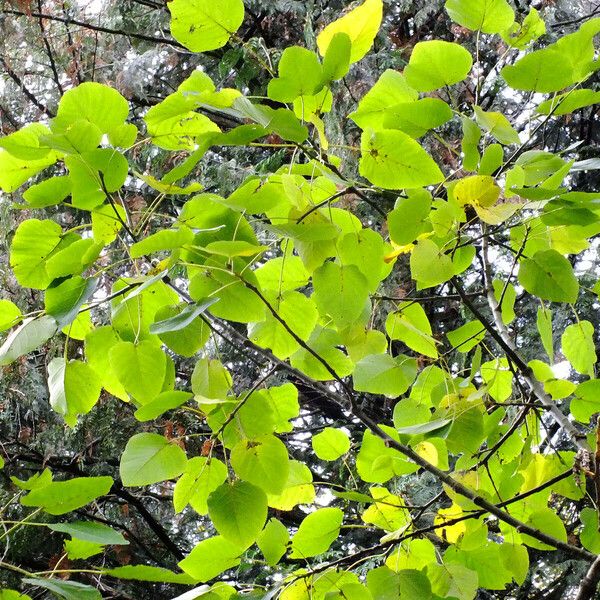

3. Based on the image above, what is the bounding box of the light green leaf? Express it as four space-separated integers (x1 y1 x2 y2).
153 304 211 358
501 49 574 93
360 129 443 189
179 536 242 582
0 299 22 332
537 307 554 362
289 507 343 558
22 579 100 600
445 0 514 33
0 315 58 366
10 219 63 289
501 7 545 49
473 106 520 145
537 89 600 116
383 98 453 138
45 276 98 328
580 508 600 554
103 565 198 584
230 435 290 494
313 262 369 328
353 353 417 397
192 358 233 402
312 427 351 461
410 239 453 289
562 320 596 376
49 521 127 546
109 340 167 404
119 433 187 487
268 47 323 102
492 280 516 325
47 358 102 426
317 0 383 63
447 321 486 353
130 227 195 258
267 459 316 510
404 41 473 91
135 390 193 422
571 379 600 422
481 357 513 402
350 70 417 130
385 302 438 359
257 518 289 566
207 481 268 548
518 249 579 303
169 0 245 53
21 476 113 515
174 456 228 515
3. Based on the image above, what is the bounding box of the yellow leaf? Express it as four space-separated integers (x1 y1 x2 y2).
454 175 500 208
435 505 467 543
317 0 383 63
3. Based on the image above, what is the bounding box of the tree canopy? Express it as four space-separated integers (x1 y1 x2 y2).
2 0 600 599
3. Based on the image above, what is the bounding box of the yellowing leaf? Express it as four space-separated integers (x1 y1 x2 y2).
317 0 383 63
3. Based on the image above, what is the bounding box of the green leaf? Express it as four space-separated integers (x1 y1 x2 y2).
313 262 369 328
350 70 417 130
169 0 245 53
130 227 195 258
47 358 102 426
207 481 268 548
481 357 513 402
473 106 520 145
501 49 574 93
387 190 432 246
21 476 113 515
353 354 417 397
321 32 352 82
312 427 351 461
120 433 187 487
580 508 600 554
135 390 192 422
109 340 167 404
289 507 343 558
501 7 545 49
150 299 217 334
317 0 383 63
360 129 443 189
153 304 211 358
10 219 63 289
447 320 486 353
22 578 101 600
248 291 318 359
562 321 596 376
571 379 600 422
383 98 453 138
103 565 197 584
192 358 233 402
0 315 58 366
521 508 567 550
53 82 128 136
385 302 438 359
537 89 600 116
257 518 289 566
49 521 128 546
174 456 228 514
266 459 316 510
410 239 453 289
537 307 554 362
230 435 290 494
492 280 516 325
23 176 71 208
0 591 31 599
404 41 473 91
268 47 323 102
179 536 242 582
445 0 514 33
518 249 579 303
0 299 22 332
45 276 98 328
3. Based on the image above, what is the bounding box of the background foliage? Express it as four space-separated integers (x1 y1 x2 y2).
2 0 600 599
